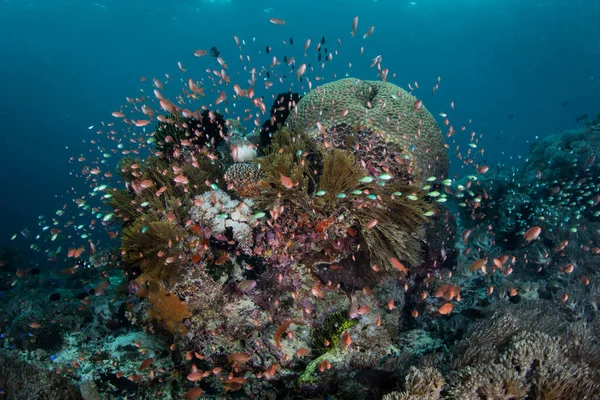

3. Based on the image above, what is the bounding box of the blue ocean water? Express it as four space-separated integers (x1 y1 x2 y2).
1 0 598 260
1 1 600 398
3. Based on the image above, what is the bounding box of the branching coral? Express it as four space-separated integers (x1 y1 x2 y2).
383 366 445 400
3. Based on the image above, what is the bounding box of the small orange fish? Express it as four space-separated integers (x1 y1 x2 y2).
508 288 518 297
411 309 419 318
366 219 378 230
387 299 396 310
340 331 352 348
183 387 204 400
214 253 229 266
296 348 310 357
555 240 569 252
389 257 409 274
193 49 207 57
376 314 381 327
137 358 153 371
579 277 590 287
318 360 331 372
29 322 41 329
523 226 542 243
469 258 487 272
132 119 151 127
414 99 423 111
487 286 494 296
561 263 575 274
228 352 252 364
280 174 294 189
269 18 286 25
561 293 569 302
438 303 453 315
187 372 203 381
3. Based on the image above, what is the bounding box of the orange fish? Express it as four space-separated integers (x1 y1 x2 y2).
389 257 409 274
174 174 189 185
351 16 358 37
227 352 252 364
318 360 331 372
438 303 453 315
366 219 378 230
137 358 153 371
183 387 204 400
523 226 542 243
214 253 229 266
469 258 487 272
280 174 294 189
561 263 575 274
433 285 460 301
132 120 151 127
414 99 423 111
387 299 396 310
29 322 41 329
554 240 568 252
340 331 352 348
269 18 286 25
581 277 590 286
187 372 203 381
296 348 310 357
193 50 207 57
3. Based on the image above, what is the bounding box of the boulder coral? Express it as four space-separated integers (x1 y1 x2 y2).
286 78 449 183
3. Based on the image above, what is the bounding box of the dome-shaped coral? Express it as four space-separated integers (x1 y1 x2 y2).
224 163 264 197
286 78 448 183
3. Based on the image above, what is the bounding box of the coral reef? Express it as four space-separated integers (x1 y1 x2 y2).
10 31 600 400
0 350 82 400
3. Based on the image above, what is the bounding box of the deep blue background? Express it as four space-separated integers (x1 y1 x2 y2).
1 0 598 267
